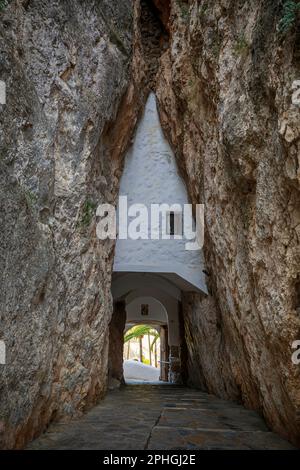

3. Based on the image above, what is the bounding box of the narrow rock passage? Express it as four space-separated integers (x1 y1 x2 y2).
28 385 294 450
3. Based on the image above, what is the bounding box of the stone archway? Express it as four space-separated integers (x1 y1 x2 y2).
124 295 168 381
110 273 185 385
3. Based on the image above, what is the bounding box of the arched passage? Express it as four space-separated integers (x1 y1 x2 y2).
124 296 168 382
109 92 207 388
124 323 164 383
109 272 184 386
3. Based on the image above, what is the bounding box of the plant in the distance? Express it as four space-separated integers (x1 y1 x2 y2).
124 325 159 365
0 0 9 12
176 0 189 19
124 325 159 350
77 199 97 228
279 1 300 33
233 35 249 56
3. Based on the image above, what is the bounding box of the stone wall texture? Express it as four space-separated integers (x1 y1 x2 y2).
108 302 126 389
1 0 300 449
156 0 300 447
0 0 134 448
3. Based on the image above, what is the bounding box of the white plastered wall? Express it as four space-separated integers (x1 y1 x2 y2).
113 93 207 294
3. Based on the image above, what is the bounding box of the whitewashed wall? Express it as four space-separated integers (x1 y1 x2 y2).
114 93 206 294
126 296 168 324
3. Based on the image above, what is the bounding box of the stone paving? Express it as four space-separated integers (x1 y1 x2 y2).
28 384 295 450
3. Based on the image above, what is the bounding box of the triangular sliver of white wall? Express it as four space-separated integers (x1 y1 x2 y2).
113 93 207 295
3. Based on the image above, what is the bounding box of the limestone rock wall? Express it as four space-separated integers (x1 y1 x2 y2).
108 302 126 389
0 0 134 448
1 0 300 450
156 0 300 446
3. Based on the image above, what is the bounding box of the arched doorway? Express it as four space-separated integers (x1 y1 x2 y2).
123 322 163 383
124 296 168 382
108 93 207 389
108 273 184 387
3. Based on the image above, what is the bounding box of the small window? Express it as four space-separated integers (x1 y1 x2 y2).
141 304 149 316
166 211 182 236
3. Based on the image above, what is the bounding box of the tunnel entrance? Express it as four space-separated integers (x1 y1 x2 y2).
108 92 207 389
110 273 184 387
123 295 171 383
105 0 206 391
123 323 165 383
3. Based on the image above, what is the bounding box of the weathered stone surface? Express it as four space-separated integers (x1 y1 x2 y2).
156 0 300 447
0 0 134 449
108 301 126 389
28 384 294 450
148 427 295 450
1 0 300 450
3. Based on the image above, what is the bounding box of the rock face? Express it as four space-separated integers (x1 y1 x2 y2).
108 302 126 389
0 0 134 448
1 0 300 449
155 0 300 446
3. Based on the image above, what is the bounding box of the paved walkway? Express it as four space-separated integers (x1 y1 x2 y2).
28 384 294 450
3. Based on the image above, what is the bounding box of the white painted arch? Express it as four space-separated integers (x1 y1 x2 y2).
112 272 181 302
112 273 180 347
126 296 168 325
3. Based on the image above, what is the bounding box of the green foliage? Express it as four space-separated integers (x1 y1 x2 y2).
78 199 96 228
199 4 208 18
124 325 159 352
0 0 9 12
279 1 300 34
24 189 37 207
176 0 189 19
233 35 248 56
212 37 221 58
109 28 128 56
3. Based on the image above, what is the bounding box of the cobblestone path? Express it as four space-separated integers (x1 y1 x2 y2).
28 384 294 450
